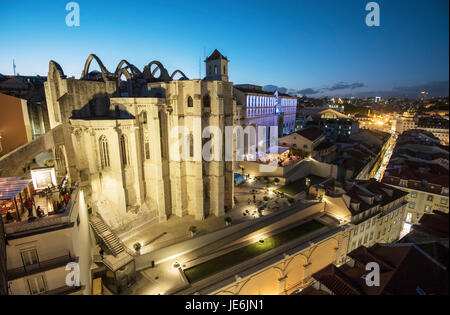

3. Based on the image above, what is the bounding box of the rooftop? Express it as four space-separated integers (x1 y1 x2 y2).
304 242 448 295
296 127 324 142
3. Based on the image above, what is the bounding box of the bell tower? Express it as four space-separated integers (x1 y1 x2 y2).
204 49 229 82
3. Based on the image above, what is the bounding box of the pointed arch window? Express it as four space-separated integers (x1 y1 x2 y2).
120 135 128 166
99 136 110 168
187 96 194 108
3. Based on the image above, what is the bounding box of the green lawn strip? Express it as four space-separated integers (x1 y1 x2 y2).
184 220 324 283
277 175 326 196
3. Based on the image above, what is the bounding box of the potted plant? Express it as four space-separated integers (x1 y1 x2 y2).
274 178 280 184
225 217 232 226
133 242 142 254
189 226 197 237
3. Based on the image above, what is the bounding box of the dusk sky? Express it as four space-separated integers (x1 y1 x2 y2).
0 0 448 97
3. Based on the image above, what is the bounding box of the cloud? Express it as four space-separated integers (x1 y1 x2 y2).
297 88 322 95
326 82 365 91
262 85 288 94
342 81 449 98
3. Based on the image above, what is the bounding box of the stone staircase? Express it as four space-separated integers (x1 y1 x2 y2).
89 215 125 257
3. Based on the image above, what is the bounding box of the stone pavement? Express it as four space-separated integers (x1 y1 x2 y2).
120 179 294 253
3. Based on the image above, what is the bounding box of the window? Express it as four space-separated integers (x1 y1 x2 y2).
369 231 374 241
27 275 46 295
21 248 39 267
411 191 417 198
141 111 148 125
187 96 193 108
145 142 150 160
120 135 128 166
360 225 364 232
427 195 434 202
383 227 386 235
441 198 448 205
202 94 211 108
189 132 194 158
408 202 415 209
424 205 431 213
364 234 368 243
377 231 381 239
354 229 358 236
406 212 412 223
99 136 110 168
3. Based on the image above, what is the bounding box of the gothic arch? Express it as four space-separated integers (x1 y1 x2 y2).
115 60 142 77
186 96 194 108
81 54 113 80
143 60 171 82
99 135 110 168
170 69 189 80
54 145 68 177
49 60 65 78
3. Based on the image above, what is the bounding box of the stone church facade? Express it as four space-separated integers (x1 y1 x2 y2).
44 51 236 227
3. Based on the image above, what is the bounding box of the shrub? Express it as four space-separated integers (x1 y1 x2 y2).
133 242 142 252
189 226 197 234
263 196 269 202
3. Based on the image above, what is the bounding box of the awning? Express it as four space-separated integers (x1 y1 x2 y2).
0 177 32 200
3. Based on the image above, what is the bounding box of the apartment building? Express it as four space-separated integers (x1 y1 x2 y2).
383 130 449 232
4 186 93 295
322 179 408 261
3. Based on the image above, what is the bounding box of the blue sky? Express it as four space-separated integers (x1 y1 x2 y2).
0 0 448 97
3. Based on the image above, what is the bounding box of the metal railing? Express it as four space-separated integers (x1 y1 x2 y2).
7 253 78 281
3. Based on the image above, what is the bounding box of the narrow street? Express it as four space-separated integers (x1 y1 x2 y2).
374 132 397 181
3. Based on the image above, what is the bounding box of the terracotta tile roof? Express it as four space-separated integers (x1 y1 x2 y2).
383 165 449 192
412 211 449 239
308 243 449 295
296 127 324 141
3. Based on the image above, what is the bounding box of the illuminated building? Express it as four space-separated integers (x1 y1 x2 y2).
44 51 236 227
234 84 297 140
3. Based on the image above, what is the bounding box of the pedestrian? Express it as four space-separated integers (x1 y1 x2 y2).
26 198 33 217
64 192 70 205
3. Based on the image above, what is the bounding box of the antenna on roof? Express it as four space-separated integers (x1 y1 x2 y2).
13 59 16 76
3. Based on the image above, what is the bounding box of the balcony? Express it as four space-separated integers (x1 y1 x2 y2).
7 253 78 281
39 285 83 295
